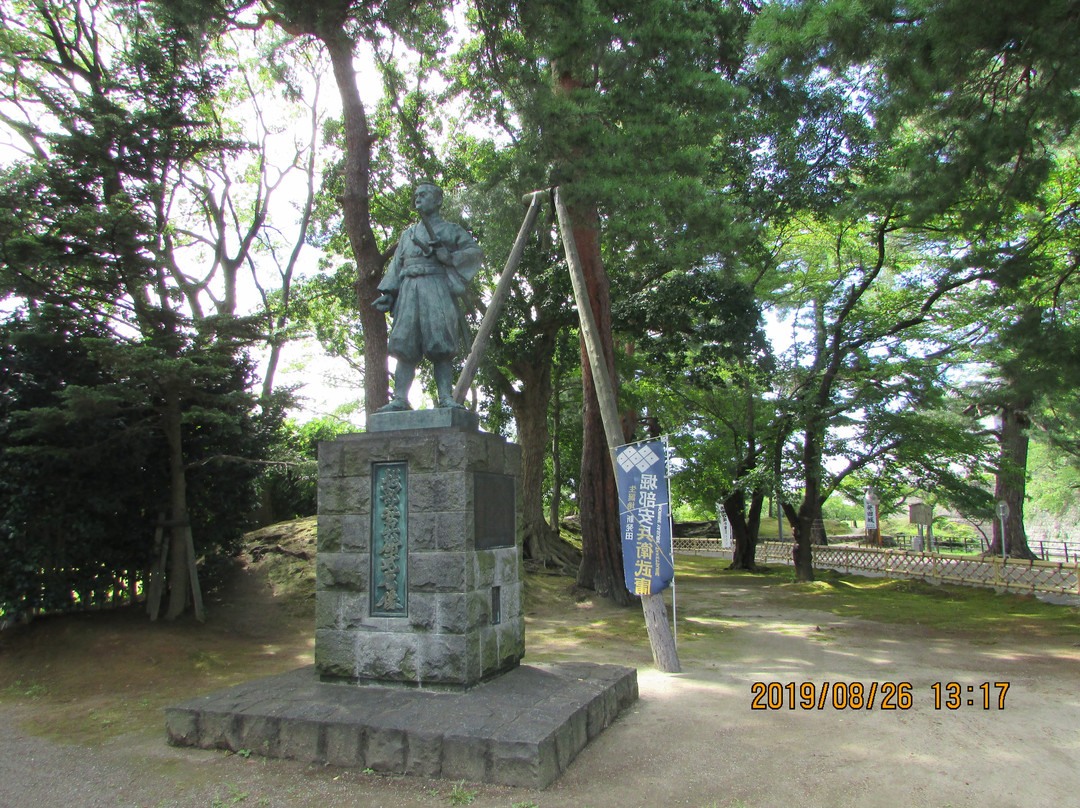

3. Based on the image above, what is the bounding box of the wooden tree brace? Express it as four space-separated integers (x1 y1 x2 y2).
453 190 548 404
553 187 681 674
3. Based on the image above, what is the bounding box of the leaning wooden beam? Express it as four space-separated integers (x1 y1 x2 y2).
453 190 547 404
552 187 681 674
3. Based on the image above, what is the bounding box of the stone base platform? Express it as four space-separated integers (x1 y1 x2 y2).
165 662 637 789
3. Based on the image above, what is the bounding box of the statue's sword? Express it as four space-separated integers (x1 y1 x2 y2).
419 213 441 254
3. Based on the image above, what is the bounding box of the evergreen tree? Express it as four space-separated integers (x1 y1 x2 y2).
0 306 269 621
467 0 757 603
0 308 154 619
0 0 275 618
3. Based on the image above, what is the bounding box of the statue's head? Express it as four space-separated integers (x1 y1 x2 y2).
414 182 443 215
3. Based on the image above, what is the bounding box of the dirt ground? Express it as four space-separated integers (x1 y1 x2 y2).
1 537 1078 808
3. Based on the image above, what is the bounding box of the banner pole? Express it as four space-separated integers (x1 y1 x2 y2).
664 435 676 649
554 187 680 673
671 573 677 649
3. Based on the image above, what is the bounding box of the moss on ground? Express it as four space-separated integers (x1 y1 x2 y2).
670 556 1079 640
778 570 1080 637
242 515 318 612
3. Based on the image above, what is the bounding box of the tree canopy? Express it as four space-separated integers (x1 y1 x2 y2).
2 0 1080 619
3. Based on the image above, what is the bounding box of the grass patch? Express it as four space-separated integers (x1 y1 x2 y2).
446 780 478 805
778 570 1080 637
243 516 318 612
671 561 1080 640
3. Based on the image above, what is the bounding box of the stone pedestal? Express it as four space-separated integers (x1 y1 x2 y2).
315 412 524 688
165 662 638 789
166 410 639 787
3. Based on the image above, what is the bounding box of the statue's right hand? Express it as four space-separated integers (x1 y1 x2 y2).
373 293 394 313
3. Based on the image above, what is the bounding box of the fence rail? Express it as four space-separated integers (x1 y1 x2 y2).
672 537 1080 599
890 532 1080 563
0 569 144 629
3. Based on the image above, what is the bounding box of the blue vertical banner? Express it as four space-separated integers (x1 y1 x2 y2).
616 440 674 596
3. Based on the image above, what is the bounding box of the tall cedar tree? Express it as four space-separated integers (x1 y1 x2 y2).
468 0 755 603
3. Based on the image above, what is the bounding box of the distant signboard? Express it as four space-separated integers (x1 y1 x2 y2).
616 440 674 596
864 498 878 531
718 506 733 550
909 503 932 526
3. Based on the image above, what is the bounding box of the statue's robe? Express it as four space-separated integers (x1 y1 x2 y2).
378 217 483 363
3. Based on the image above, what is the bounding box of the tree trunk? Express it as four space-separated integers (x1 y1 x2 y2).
747 489 764 544
990 399 1038 559
548 371 564 533
569 204 631 606
793 502 821 581
781 501 814 581
790 421 827 581
321 29 389 415
726 489 759 571
162 384 191 620
261 338 285 402
504 347 581 572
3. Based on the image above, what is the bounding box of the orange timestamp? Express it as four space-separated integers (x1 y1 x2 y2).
750 680 1011 711
930 681 1010 710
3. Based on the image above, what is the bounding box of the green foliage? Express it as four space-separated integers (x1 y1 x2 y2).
0 1 299 618
820 495 863 525
617 265 772 386
259 415 353 521
1027 437 1080 519
0 308 154 618
210 782 250 807
3 0 1080 603
446 781 478 806
0 306 273 620
465 0 759 262
754 0 1080 226
287 267 369 375
734 0 1080 562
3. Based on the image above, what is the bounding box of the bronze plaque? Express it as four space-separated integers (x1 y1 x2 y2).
474 472 515 550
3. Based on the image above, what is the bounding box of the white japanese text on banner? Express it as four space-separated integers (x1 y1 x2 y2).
616 440 674 596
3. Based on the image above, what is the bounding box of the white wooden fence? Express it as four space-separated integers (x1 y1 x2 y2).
673 537 1080 599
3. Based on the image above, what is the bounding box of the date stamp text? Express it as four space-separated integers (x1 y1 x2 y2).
749 681 1010 711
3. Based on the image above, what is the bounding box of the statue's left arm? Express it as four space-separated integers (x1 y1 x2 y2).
436 222 483 296
447 223 484 275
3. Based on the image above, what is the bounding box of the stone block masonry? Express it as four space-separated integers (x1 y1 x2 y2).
315 418 525 688
166 410 640 789
165 663 639 789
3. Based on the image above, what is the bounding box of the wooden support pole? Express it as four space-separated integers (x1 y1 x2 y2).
553 187 681 674
453 190 547 404
183 525 205 623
